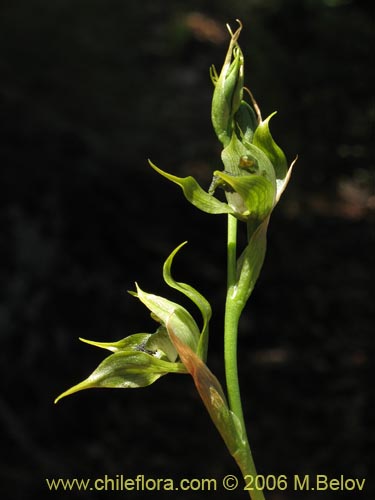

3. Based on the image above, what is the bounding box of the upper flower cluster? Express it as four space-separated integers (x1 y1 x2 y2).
149 21 296 231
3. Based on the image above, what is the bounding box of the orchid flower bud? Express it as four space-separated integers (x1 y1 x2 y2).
211 21 244 147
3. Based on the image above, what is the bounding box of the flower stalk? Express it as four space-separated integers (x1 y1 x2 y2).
224 213 266 500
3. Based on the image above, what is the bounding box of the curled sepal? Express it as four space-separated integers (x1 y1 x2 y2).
214 171 275 225
54 350 187 403
134 284 200 353
252 112 290 198
163 242 212 361
149 160 234 216
167 322 246 462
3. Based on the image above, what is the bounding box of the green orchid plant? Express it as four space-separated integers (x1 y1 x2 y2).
55 21 296 500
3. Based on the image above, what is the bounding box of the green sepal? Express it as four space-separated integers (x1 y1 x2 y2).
221 133 276 186
79 333 152 353
252 112 288 191
80 327 178 363
214 171 275 226
134 284 200 353
54 350 187 403
149 160 234 216
163 242 212 361
234 100 258 144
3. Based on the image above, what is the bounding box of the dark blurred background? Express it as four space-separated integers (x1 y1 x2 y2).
0 0 373 499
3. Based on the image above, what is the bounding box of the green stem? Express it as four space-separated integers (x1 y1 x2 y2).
224 214 242 421
224 214 265 500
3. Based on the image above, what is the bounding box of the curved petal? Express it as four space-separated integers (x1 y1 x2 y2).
163 242 212 361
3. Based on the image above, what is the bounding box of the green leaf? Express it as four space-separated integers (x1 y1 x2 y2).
149 160 234 215
235 218 269 312
54 350 187 403
252 112 288 186
163 242 212 361
134 284 201 353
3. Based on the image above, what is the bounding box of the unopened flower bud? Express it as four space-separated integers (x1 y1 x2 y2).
211 22 244 147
